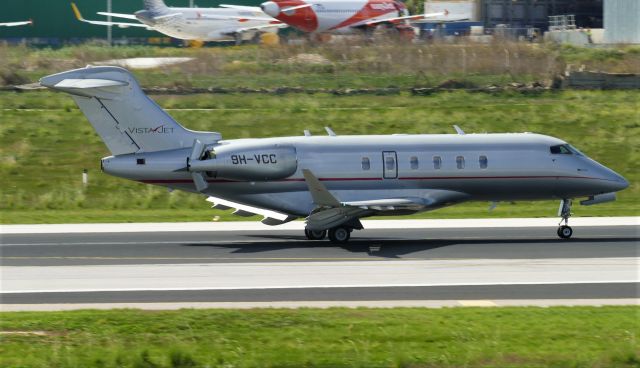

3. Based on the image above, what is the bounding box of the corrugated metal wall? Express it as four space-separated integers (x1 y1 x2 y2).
604 0 640 44
1 0 262 39
480 0 602 30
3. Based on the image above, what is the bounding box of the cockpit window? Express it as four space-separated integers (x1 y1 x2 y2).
550 144 583 156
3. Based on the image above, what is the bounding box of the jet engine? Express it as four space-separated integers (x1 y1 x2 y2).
188 140 297 190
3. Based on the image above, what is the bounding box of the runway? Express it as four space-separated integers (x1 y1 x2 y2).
1 219 638 310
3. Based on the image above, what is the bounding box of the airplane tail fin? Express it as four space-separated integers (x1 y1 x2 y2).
40 66 220 155
143 0 169 12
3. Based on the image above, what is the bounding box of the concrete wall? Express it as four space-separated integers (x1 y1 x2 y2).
604 0 640 44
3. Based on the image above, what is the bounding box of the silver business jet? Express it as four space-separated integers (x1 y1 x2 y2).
40 67 629 243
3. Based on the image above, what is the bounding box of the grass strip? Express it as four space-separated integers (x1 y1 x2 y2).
1 307 638 367
1 90 638 223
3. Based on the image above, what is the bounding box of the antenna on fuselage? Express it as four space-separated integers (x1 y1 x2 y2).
324 127 336 136
453 125 466 135
304 130 311 136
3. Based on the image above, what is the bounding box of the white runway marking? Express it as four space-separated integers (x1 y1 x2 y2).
1 217 638 234
2 258 638 294
2 299 639 312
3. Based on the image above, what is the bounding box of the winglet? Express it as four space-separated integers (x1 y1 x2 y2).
71 3 84 21
302 169 341 207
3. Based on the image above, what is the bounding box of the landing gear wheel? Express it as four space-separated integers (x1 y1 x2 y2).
557 199 573 239
557 225 573 239
304 229 327 240
328 226 351 244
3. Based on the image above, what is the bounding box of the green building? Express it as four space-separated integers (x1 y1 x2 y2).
1 0 262 41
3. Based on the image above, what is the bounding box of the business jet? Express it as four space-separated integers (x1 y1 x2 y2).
0 20 32 27
242 0 449 34
71 0 284 44
40 66 629 243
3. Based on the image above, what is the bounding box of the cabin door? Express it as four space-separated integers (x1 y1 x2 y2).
382 151 398 179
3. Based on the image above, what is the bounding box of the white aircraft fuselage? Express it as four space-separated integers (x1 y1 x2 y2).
135 7 279 41
261 0 408 34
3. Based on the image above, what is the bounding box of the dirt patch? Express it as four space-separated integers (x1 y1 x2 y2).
0 330 50 336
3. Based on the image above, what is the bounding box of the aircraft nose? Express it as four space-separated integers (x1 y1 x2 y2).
599 166 629 192
261 1 280 17
610 172 629 191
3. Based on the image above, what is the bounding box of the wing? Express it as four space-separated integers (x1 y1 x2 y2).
0 20 32 27
71 3 152 29
200 14 281 22
302 169 469 230
97 12 138 20
206 196 297 226
233 23 288 33
219 4 263 12
363 12 445 26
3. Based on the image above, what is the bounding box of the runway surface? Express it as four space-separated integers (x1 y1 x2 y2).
1 220 639 310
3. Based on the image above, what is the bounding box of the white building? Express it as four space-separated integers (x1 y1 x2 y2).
604 0 640 44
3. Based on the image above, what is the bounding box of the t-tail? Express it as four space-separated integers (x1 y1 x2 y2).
40 66 220 155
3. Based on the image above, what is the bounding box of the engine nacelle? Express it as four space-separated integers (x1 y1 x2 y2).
189 143 297 181
580 192 616 206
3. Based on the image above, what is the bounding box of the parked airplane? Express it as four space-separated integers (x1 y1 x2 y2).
0 20 32 27
244 0 448 34
71 0 284 44
40 66 629 243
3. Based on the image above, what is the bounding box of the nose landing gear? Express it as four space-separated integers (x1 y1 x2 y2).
557 199 573 239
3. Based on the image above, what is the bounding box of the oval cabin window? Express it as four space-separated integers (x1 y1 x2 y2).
410 156 419 170
479 155 488 169
456 156 465 169
362 157 370 171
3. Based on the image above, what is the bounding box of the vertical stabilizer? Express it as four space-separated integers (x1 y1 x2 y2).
40 66 220 155
143 0 169 12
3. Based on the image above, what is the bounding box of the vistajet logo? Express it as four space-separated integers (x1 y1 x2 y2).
127 125 175 134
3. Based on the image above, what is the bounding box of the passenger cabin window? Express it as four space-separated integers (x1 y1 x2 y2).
479 155 488 169
136 158 145 165
385 156 396 171
410 156 419 170
361 157 370 171
433 156 442 170
456 156 465 169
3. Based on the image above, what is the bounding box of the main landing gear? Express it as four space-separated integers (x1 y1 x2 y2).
304 226 352 244
304 228 327 240
557 199 573 239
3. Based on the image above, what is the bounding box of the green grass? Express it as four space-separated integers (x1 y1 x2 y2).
3 43 640 90
1 307 638 368
1 90 638 224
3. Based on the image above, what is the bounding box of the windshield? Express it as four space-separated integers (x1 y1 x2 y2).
550 144 583 156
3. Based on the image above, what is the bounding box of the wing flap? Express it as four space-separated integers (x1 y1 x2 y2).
206 196 297 226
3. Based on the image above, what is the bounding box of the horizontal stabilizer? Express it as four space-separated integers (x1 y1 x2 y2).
54 78 128 89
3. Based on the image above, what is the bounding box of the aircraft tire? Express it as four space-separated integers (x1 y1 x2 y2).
305 229 327 240
557 225 573 239
328 227 350 243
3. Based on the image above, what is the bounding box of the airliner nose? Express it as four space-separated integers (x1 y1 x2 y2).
261 1 280 17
